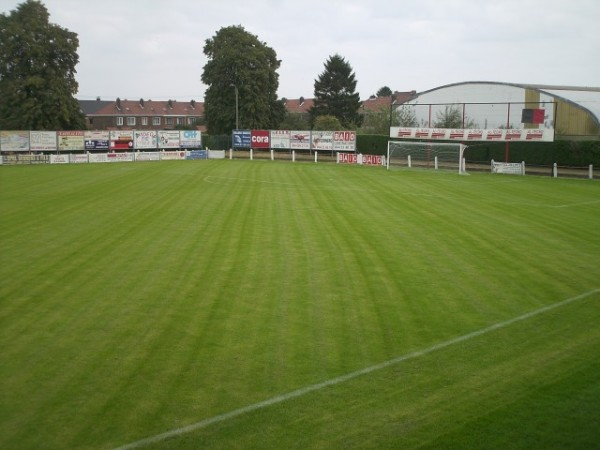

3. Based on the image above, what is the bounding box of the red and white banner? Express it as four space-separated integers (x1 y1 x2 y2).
361 154 384 165
338 152 358 164
333 131 356 151
251 130 270 148
390 127 554 142
338 153 384 166
290 130 311 150
109 130 134 150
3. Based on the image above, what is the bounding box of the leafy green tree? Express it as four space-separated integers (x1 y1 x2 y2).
360 103 419 134
309 54 363 129
376 86 392 97
313 115 342 131
395 105 418 127
279 111 310 130
433 105 478 128
202 26 285 134
0 0 85 130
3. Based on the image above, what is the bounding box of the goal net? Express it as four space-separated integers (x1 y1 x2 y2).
386 141 468 174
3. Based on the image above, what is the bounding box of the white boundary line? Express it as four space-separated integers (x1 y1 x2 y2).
113 288 599 450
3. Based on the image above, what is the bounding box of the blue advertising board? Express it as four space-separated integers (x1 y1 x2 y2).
187 150 208 160
232 130 251 148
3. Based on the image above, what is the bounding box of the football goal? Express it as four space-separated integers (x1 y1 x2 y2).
386 141 467 174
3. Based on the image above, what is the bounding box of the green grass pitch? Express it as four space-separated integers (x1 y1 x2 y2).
1 160 599 449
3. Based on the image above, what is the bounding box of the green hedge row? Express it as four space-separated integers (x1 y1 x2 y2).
203 133 599 167
356 135 600 167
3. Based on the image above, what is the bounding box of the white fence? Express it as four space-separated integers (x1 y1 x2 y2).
2 150 225 166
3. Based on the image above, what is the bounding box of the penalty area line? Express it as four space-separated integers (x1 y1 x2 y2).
112 288 599 450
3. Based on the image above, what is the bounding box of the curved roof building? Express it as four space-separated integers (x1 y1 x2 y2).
401 81 600 140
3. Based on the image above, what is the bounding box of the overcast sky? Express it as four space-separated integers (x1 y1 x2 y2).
2 0 599 101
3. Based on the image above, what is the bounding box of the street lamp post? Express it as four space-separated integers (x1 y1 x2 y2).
233 84 239 130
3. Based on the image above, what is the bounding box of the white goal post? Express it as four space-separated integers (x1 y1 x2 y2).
386 141 468 174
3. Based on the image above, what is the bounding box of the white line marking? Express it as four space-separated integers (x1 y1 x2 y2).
112 288 599 450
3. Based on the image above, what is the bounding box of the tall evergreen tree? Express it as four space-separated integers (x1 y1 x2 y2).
202 26 285 134
309 54 363 129
0 0 85 130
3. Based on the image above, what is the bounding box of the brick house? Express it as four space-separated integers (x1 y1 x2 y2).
83 98 204 131
79 91 416 131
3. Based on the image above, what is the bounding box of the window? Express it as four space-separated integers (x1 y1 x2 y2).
116 116 124 126
152 117 161 126
141 117 148 126
177 117 184 125
188 117 196 125
165 117 174 125
127 117 136 126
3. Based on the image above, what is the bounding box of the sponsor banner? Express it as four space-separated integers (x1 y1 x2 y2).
109 130 134 150
161 151 186 160
361 154 384 166
333 130 356 151
251 130 270 148
158 130 180 148
107 152 134 162
187 150 208 160
179 130 202 148
208 150 226 159
338 152 358 164
232 130 251 148
338 153 384 165
85 130 110 150
70 154 89 164
1 131 29 151
492 161 523 174
0 155 3 165
30 131 57 151
290 130 311 150
135 152 161 161
50 154 70 164
134 130 157 149
270 130 290 149
89 153 108 163
390 127 554 142
58 131 84 151
311 130 333 150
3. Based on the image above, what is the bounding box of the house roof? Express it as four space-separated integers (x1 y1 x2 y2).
283 98 314 114
360 91 418 112
79 90 417 118
78 99 113 115
89 99 204 116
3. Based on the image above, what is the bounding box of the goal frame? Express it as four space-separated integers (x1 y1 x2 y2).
386 141 468 174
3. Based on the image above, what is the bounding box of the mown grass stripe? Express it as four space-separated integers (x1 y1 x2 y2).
112 287 599 450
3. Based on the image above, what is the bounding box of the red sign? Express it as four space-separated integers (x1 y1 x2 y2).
251 130 270 148
338 153 358 164
362 154 383 165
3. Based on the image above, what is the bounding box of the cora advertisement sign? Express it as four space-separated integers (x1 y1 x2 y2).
250 130 270 148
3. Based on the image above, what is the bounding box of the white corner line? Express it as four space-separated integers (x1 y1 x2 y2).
112 288 599 450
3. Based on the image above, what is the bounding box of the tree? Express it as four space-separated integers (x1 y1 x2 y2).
313 115 342 131
376 86 392 97
309 54 363 129
433 105 478 128
0 0 85 130
202 25 285 134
